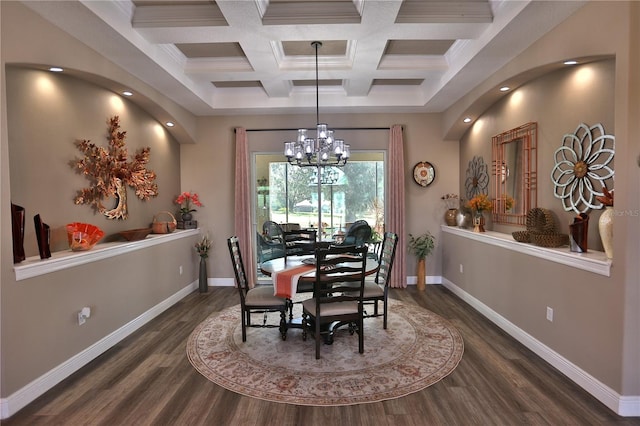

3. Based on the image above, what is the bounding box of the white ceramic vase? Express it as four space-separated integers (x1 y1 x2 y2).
598 206 613 259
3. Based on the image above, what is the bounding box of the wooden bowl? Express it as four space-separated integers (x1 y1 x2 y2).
119 228 153 241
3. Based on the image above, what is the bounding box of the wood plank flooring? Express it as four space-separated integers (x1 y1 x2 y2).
4 285 639 425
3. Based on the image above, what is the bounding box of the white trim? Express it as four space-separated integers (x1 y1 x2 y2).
442 226 611 276
14 229 200 281
0 281 197 420
442 278 640 417
209 277 235 287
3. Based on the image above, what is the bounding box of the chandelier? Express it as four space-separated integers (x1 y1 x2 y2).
284 41 350 167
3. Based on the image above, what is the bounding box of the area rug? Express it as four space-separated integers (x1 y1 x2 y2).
186 298 463 406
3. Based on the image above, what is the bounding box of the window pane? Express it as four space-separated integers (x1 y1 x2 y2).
255 153 384 271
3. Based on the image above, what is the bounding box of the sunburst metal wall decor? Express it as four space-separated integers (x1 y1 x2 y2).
550 123 615 213
465 156 489 200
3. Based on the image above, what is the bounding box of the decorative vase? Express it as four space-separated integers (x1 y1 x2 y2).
182 212 193 222
11 203 26 263
444 208 458 226
199 256 208 293
456 210 471 228
473 211 486 233
569 213 589 253
34 214 52 259
598 207 613 259
417 257 426 291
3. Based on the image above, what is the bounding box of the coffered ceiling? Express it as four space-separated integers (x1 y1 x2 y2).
22 0 585 116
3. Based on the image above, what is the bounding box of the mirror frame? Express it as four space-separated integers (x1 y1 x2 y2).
492 122 537 226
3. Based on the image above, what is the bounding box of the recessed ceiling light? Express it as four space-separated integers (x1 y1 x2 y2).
49 67 63 72
499 86 510 92
463 117 472 123
122 91 133 97
166 122 175 127
564 60 578 65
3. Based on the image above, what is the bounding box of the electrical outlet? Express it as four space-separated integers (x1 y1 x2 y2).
78 307 91 325
179 265 183 275
459 264 464 274
546 306 554 322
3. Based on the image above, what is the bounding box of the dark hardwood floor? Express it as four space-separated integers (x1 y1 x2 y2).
4 285 639 425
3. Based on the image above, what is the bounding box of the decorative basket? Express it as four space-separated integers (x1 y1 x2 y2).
512 231 531 243
530 232 569 248
152 211 177 234
526 208 556 235
66 222 105 251
119 228 153 241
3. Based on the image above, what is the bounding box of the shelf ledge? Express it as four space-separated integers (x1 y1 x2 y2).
13 229 200 281
441 225 611 277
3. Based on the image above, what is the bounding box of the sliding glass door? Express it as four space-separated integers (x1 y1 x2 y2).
254 152 385 272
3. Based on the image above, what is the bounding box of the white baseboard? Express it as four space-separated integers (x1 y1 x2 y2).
0 281 197 420
441 278 640 417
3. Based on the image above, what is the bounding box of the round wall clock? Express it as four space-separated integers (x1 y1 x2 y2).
412 161 436 187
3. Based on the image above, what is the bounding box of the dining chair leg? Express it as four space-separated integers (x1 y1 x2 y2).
383 296 388 329
358 316 364 354
301 312 308 341
279 311 287 341
315 317 321 359
241 309 247 342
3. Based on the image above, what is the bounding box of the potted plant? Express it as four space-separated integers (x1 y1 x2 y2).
408 231 436 291
175 191 203 222
195 235 211 293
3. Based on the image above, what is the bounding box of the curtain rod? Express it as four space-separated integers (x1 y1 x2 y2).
235 127 392 133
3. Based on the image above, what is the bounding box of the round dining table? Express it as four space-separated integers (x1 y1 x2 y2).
260 254 379 343
260 255 379 278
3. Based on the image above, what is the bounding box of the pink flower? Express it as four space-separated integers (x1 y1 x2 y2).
175 191 203 213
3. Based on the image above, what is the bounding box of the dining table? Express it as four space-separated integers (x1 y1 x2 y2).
260 255 380 299
260 254 379 343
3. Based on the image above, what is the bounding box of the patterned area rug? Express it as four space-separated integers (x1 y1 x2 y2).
187 298 463 406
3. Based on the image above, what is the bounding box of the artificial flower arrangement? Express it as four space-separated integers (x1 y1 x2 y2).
467 193 493 213
408 231 436 259
175 191 203 215
195 235 211 258
504 194 516 211
441 193 459 210
596 185 614 206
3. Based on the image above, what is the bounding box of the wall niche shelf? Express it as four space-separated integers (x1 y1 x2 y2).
441 226 611 277
13 229 199 281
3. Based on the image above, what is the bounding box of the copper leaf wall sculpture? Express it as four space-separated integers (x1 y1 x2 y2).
72 116 158 220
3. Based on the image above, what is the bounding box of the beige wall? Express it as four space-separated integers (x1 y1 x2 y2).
1 4 200 398
447 2 639 397
181 113 459 282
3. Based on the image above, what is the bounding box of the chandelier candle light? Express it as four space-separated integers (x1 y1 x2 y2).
284 41 350 240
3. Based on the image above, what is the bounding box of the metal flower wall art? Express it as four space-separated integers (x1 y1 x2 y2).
465 156 489 200
71 116 158 220
551 123 615 213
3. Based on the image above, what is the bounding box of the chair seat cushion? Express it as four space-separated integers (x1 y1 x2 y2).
343 282 384 298
302 298 359 317
246 285 286 307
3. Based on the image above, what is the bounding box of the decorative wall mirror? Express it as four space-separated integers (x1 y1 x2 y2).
492 122 537 225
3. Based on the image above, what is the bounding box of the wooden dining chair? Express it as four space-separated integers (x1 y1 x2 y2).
342 232 398 329
283 229 317 261
362 232 398 329
301 245 368 359
227 236 288 342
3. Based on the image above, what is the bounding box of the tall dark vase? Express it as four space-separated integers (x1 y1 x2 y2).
34 214 52 259
569 213 589 253
199 256 208 293
11 203 26 263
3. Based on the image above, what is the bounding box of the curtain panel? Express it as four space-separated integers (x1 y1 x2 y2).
234 127 255 288
388 124 407 288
